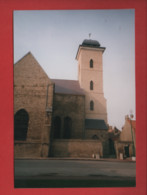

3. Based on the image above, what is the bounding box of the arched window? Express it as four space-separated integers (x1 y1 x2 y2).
90 101 94 111
90 59 93 68
14 109 29 141
63 117 72 139
53 116 61 139
92 135 99 140
90 81 93 90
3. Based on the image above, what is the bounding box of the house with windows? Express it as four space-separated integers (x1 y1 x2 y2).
14 39 109 158
115 115 136 158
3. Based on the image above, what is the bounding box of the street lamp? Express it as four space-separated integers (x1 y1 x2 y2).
129 113 135 158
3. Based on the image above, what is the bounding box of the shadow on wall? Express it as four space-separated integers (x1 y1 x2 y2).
53 116 72 139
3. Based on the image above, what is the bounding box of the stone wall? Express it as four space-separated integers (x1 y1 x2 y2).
85 129 108 141
50 139 103 157
52 94 85 139
14 142 42 158
14 52 54 158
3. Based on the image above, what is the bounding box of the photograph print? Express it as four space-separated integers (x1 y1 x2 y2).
13 9 136 188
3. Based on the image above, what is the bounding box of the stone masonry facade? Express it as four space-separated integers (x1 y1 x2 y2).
14 39 111 159
14 52 54 158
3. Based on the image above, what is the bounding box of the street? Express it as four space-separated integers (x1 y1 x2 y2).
15 159 136 178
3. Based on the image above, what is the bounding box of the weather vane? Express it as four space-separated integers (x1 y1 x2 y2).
89 33 91 39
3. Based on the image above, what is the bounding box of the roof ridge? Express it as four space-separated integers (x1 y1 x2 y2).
14 51 33 65
51 78 78 82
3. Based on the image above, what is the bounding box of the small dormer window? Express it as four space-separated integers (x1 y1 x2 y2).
90 81 93 90
90 59 93 68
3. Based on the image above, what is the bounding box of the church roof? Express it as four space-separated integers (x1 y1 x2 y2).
85 119 108 130
82 39 101 47
76 39 106 59
51 79 85 95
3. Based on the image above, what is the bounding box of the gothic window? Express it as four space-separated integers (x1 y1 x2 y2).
90 101 94 111
53 116 61 139
14 109 29 141
90 81 93 90
63 117 72 139
90 59 93 68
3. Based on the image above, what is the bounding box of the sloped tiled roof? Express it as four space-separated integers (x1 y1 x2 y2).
51 79 85 95
85 119 108 130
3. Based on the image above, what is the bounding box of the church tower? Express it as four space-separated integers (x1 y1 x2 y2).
76 39 107 123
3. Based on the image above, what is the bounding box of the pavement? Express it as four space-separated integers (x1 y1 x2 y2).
15 156 136 162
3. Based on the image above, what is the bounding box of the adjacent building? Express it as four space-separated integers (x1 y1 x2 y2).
116 115 136 158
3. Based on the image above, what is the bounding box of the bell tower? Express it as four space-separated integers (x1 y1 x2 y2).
76 39 107 123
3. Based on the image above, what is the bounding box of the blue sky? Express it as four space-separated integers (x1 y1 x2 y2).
13 9 135 129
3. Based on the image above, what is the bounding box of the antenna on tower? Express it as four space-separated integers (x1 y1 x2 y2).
89 33 91 39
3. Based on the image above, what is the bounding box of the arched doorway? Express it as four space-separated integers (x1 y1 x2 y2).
53 116 61 139
63 117 72 139
14 109 29 141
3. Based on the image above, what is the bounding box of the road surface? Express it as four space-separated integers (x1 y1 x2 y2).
15 159 136 178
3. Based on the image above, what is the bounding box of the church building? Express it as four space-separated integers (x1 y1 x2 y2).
14 39 109 158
